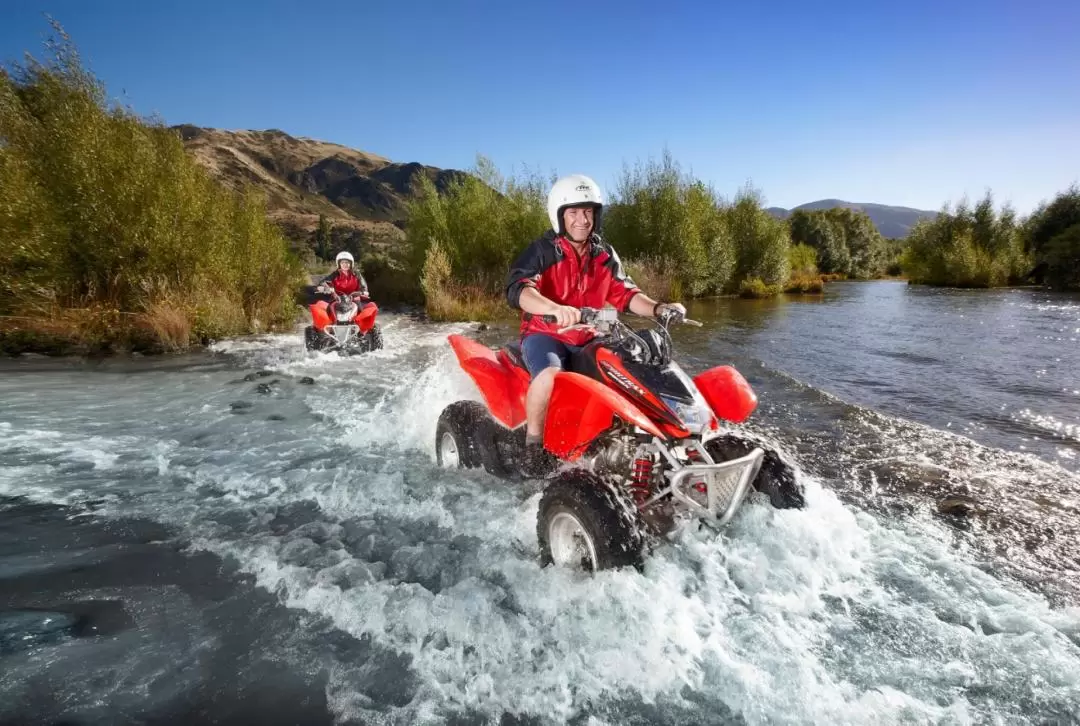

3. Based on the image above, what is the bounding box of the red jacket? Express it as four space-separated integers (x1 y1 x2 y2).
321 269 368 297
505 230 641 346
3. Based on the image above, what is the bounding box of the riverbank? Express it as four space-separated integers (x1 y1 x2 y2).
0 298 432 358
0 307 299 358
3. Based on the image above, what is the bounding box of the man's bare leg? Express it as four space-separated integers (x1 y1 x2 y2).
522 367 559 476
525 367 558 441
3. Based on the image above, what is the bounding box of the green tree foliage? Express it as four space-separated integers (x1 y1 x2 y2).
408 149 802 318
788 209 850 275
833 208 887 279
727 184 790 288
603 151 735 297
1025 185 1080 290
314 214 332 261
604 153 789 296
405 155 550 319
788 243 818 278
0 21 304 350
901 192 1030 288
788 208 886 278
883 238 906 276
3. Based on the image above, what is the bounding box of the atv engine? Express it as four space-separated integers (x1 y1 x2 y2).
585 434 635 475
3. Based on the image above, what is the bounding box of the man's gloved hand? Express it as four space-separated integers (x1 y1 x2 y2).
654 302 687 322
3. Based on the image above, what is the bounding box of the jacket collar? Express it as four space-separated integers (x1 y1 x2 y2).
549 230 603 259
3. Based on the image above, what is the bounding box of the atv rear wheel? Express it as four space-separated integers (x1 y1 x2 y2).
537 471 646 572
435 401 489 469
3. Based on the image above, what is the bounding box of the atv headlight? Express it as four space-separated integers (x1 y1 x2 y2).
662 395 713 433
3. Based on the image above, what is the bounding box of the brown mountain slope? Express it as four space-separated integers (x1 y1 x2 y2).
173 125 468 249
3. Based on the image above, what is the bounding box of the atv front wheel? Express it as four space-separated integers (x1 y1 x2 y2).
304 325 322 351
704 433 804 509
367 324 383 351
537 471 646 572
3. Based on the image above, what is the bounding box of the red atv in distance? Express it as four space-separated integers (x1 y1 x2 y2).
436 306 804 572
304 285 383 355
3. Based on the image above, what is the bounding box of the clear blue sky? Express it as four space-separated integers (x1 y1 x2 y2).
3 0 1078 214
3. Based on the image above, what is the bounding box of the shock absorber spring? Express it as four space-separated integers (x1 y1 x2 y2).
629 456 654 506
686 446 706 493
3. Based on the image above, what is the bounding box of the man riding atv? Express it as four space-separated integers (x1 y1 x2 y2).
506 174 687 477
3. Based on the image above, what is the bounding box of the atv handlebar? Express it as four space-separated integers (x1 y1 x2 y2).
540 306 701 329
317 285 369 301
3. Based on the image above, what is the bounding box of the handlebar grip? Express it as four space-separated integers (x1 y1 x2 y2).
540 314 558 323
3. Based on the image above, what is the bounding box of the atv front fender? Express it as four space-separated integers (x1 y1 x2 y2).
310 301 332 330
355 302 378 333
694 365 758 423
544 371 663 460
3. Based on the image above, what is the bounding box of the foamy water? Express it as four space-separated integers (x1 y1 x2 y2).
2 312 1079 724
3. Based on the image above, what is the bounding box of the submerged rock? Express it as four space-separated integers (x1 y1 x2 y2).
267 414 287 422
0 610 79 654
937 494 983 518
255 383 272 395
230 401 253 412
299 376 315 385
243 373 258 382
256 370 273 377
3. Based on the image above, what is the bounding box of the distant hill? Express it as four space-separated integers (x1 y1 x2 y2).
767 199 938 238
174 125 468 249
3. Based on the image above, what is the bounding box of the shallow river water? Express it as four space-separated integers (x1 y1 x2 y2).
1 281 1078 725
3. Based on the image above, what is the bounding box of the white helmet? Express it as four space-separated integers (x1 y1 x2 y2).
335 251 354 265
547 174 603 235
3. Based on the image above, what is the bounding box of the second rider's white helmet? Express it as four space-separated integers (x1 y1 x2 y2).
547 174 603 235
335 251 354 265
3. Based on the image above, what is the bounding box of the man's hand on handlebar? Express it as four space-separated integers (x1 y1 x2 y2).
543 305 580 329
655 302 687 323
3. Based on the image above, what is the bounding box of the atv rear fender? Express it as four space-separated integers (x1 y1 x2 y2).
694 365 758 423
448 334 528 429
544 371 663 460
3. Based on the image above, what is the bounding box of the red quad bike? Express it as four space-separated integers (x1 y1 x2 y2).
435 306 805 572
305 288 383 355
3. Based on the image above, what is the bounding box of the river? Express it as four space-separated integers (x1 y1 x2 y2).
1 280 1078 725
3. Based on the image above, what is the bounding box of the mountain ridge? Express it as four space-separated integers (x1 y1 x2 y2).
766 199 938 238
173 125 469 250
174 126 939 245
